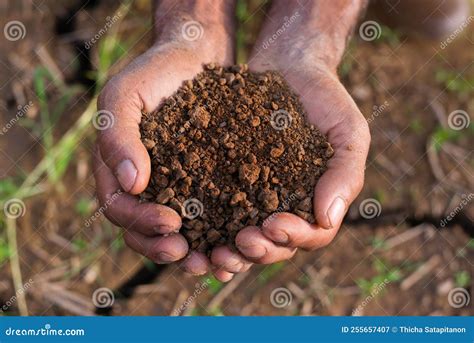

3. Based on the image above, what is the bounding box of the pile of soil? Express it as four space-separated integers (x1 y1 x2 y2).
139 64 333 255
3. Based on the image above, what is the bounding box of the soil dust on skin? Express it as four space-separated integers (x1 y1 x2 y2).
139 63 332 255
0 1 472 316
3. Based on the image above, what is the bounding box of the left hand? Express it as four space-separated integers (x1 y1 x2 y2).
213 51 370 274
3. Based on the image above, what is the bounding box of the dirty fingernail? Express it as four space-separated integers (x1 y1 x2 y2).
237 244 266 259
224 261 244 272
154 225 175 234
326 196 346 229
157 252 176 263
115 159 137 192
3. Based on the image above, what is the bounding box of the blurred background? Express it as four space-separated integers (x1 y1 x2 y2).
0 0 472 316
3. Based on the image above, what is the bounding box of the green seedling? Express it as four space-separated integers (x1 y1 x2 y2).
203 275 224 295
454 270 471 288
430 126 461 152
435 68 473 96
370 236 387 250
356 259 402 296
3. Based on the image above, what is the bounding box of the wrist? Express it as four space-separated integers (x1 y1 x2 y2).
152 0 235 62
253 0 367 74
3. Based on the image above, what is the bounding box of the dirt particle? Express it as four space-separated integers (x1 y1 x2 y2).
239 163 261 185
139 64 332 254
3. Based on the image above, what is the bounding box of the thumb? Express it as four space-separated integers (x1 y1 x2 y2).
313 116 370 230
96 80 151 195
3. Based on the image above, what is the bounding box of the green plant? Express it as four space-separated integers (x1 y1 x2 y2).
431 126 461 152
378 25 401 47
356 259 402 296
75 197 94 217
370 236 387 250
203 275 224 295
454 270 470 288
435 68 474 96
258 261 286 284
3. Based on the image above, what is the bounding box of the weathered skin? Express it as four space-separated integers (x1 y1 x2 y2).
93 0 370 282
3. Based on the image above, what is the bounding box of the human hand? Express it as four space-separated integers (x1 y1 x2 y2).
230 55 370 265
93 3 240 278
212 0 371 271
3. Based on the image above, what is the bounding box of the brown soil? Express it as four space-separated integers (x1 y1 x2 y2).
139 64 333 254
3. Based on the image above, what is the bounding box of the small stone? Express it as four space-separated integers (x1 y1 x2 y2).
184 151 200 167
207 229 221 243
260 166 270 182
250 117 261 127
239 163 261 185
143 138 156 150
156 175 169 188
156 188 175 204
259 189 279 212
270 143 285 158
230 192 247 206
189 106 210 129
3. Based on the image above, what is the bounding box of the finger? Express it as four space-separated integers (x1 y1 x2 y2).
211 246 252 273
93 146 181 235
96 80 151 194
236 227 296 264
123 230 188 264
262 212 339 250
213 270 234 283
181 251 211 276
313 114 370 230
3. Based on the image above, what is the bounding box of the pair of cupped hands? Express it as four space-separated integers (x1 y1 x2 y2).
93 23 370 282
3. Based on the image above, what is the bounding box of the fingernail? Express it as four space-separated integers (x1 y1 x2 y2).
237 244 266 259
271 230 289 244
154 225 175 234
157 252 176 263
224 261 244 273
326 196 347 229
115 159 137 192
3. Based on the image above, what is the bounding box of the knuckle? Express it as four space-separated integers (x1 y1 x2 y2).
98 75 128 109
